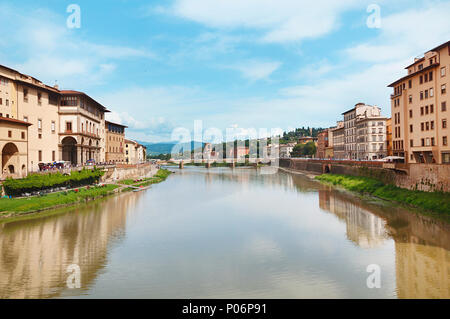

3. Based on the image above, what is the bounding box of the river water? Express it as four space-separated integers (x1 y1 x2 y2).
0 167 449 299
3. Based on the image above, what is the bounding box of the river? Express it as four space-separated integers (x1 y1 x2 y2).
0 167 449 299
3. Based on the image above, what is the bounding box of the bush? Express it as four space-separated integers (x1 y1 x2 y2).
3 168 104 197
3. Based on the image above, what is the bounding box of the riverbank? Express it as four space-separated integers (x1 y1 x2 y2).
315 174 450 219
0 169 172 221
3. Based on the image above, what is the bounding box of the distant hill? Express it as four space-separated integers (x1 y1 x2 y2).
138 141 205 155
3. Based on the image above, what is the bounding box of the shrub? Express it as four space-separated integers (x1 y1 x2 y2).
3 168 104 197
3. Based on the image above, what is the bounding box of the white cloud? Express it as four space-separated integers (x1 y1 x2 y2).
226 60 282 81
165 0 362 43
345 2 450 63
0 4 155 89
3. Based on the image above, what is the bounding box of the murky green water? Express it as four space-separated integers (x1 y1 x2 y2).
0 167 449 298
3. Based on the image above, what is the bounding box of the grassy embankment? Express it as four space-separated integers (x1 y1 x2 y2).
315 174 450 217
119 169 172 191
0 169 172 218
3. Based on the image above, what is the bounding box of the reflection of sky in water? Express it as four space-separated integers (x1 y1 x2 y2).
1 167 449 299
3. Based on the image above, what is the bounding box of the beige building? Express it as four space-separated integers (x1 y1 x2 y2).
105 121 127 164
356 116 388 160
331 121 345 159
59 91 109 166
342 103 382 160
1 64 60 172
123 140 147 164
0 117 31 179
389 40 450 164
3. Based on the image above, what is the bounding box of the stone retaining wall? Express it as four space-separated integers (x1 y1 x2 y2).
280 159 449 192
101 163 158 183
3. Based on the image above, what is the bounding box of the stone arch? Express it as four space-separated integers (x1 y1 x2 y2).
62 136 78 165
2 143 20 177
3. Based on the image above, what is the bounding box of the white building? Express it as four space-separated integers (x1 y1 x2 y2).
342 103 382 160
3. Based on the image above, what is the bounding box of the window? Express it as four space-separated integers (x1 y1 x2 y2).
421 107 424 115
420 75 423 84
421 138 425 146
8 130 12 138
443 152 450 163
409 95 412 104
23 116 28 122
52 151 56 162
38 133 42 139
21 132 25 139
431 137 435 146
37 92 42 104
38 150 42 162
66 122 72 132
443 136 448 146
429 71 433 81
425 105 429 114
420 91 424 100
421 122 424 131
426 122 429 130
443 102 447 112
51 121 55 133
431 121 434 130
424 74 428 82
430 104 434 113
0 98 2 105
408 80 412 89
410 124 413 133
443 119 447 129
410 139 413 147
6 99 9 106
441 67 446 77
430 88 434 97
38 119 42 130
425 90 428 99
23 88 28 101
442 84 447 94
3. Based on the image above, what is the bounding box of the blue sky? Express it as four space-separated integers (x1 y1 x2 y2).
0 0 449 142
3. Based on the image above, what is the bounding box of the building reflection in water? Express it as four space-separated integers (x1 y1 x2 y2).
0 192 142 299
318 186 450 299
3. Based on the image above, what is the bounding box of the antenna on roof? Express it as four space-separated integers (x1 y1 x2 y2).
54 80 59 90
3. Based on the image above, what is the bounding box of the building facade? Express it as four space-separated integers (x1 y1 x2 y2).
59 91 109 166
356 116 388 160
316 130 329 159
0 117 31 179
331 122 345 159
388 41 450 164
1 64 61 172
105 121 127 164
280 143 295 158
386 118 393 156
343 103 382 160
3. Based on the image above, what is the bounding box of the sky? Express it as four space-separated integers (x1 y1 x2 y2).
0 0 449 142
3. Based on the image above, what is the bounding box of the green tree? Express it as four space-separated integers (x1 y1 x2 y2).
290 141 317 158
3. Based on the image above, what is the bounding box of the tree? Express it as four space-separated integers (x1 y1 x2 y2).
290 141 317 158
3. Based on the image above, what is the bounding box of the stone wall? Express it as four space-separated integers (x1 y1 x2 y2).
101 163 158 183
279 159 449 192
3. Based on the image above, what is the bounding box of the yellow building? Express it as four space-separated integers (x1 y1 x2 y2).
386 118 393 156
105 121 127 164
59 91 109 166
0 64 60 172
389 40 450 164
0 117 31 179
